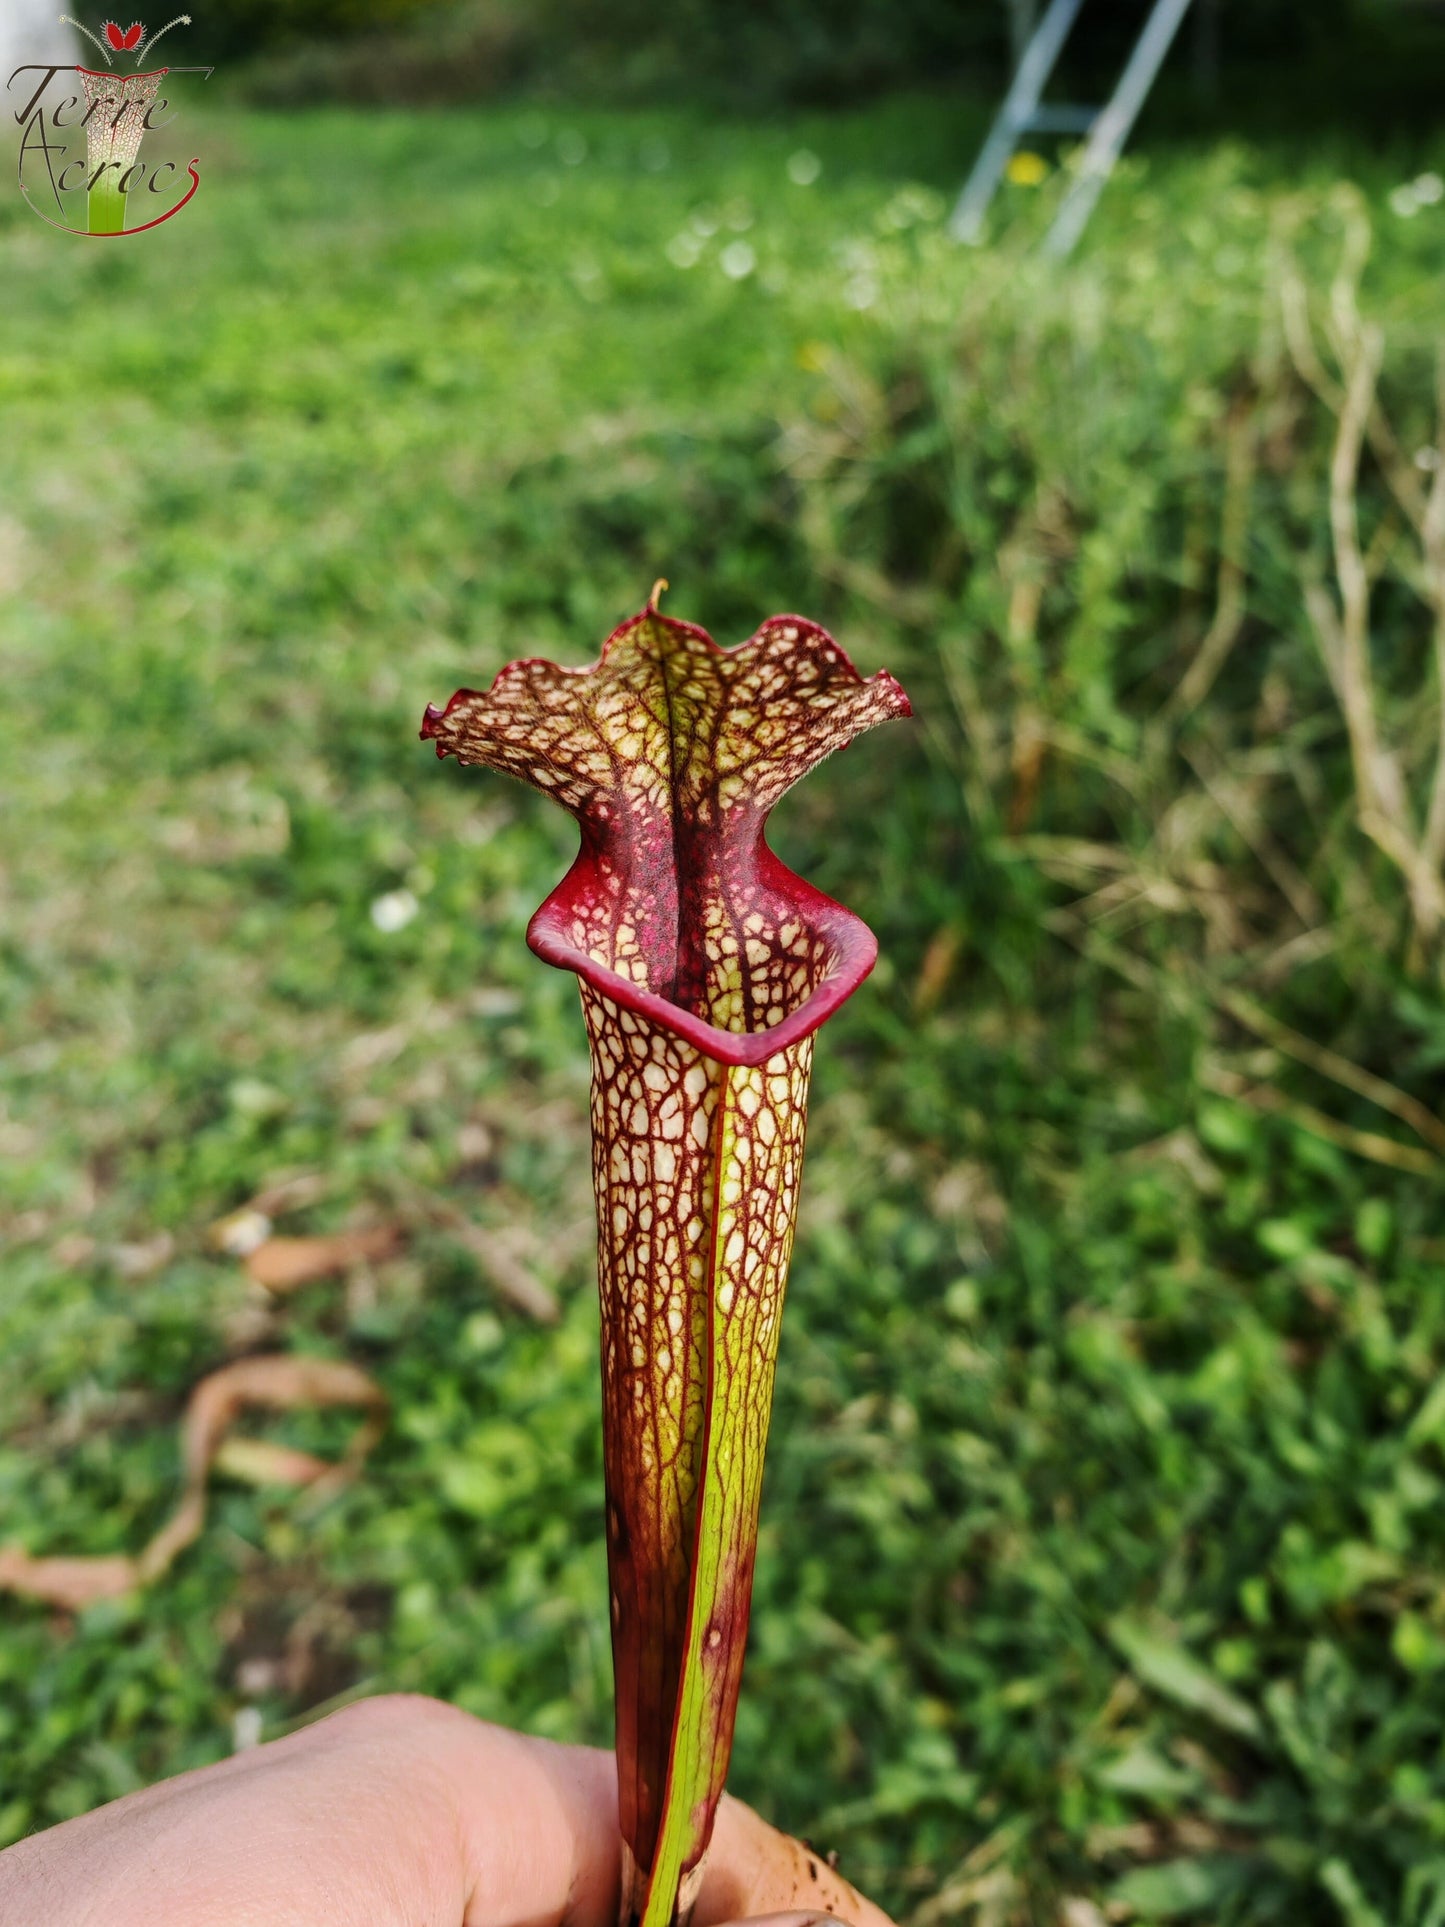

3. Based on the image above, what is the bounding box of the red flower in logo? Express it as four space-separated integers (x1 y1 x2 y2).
103 20 144 50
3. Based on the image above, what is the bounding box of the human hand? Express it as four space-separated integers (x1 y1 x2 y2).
0 1693 892 1927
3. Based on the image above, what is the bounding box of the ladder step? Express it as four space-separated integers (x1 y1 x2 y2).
1019 104 1098 134
950 0 1195 252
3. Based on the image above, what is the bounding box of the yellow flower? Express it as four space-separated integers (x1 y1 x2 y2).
1007 150 1049 188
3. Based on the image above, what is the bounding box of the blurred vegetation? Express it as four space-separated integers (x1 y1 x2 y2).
3 86 1445 1927
206 0 535 103
209 0 1445 124
192 0 439 61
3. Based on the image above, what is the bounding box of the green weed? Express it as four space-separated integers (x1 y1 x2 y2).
3 97 1445 1923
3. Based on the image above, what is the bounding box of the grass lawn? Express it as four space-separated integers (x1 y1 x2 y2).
4 91 1445 1922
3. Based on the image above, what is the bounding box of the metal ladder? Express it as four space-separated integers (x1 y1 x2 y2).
949 0 1196 258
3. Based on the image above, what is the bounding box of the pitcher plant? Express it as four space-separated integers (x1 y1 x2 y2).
422 594 910 1925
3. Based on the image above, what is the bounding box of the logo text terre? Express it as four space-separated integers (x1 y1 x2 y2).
9 17 211 237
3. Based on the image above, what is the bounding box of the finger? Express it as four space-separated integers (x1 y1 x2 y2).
696 1795 895 1927
0 1695 893 1927
1 1697 474 1927
406 1706 892 1927
0 1697 616 1927
438 1717 893 1927
296 1707 893 1927
711 1915 858 1927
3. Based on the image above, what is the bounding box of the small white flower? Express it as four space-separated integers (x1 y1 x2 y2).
844 274 878 311
1414 171 1444 205
1390 183 1421 218
371 888 419 933
232 1707 264 1753
667 232 702 268
228 1078 287 1120
881 183 943 228
720 241 756 281
211 1208 272 1258
787 149 821 186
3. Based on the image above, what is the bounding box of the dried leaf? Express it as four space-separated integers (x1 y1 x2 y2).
245 1170 328 1218
212 1437 335 1487
0 1354 386 1610
245 1226 402 1292
913 924 961 1014
0 1549 138 1612
448 1222 561 1324
1060 1901 1109 1927
50 1232 98 1268
112 1231 176 1280
388 1173 579 1325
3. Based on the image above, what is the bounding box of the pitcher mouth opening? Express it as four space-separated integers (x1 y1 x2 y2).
526 853 878 1068
421 606 910 1068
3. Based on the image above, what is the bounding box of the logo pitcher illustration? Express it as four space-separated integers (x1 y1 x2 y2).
8 15 211 236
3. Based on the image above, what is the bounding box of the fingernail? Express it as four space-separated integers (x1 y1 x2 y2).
714 1913 854 1927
